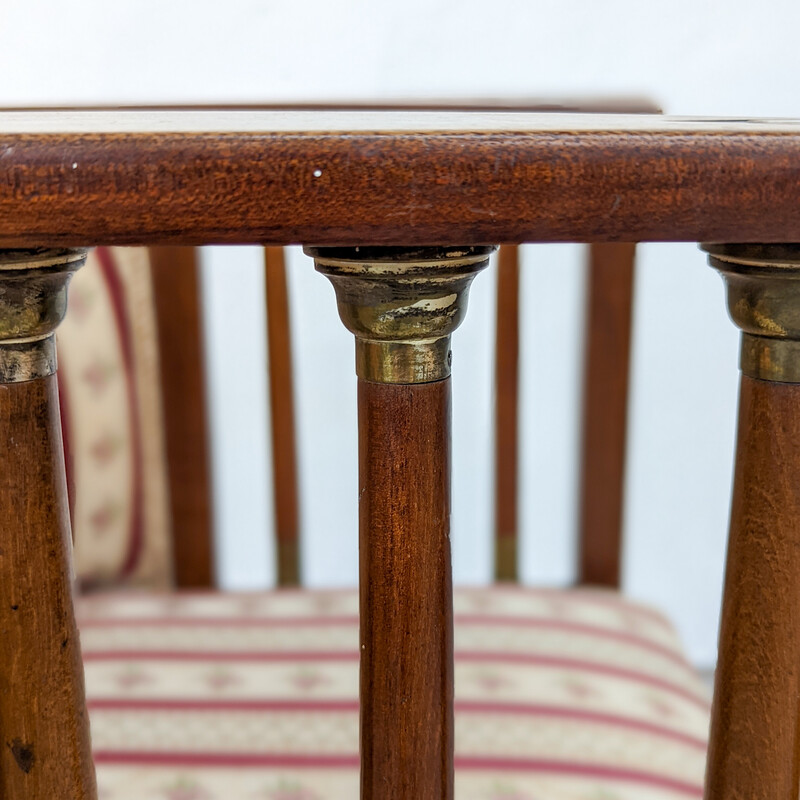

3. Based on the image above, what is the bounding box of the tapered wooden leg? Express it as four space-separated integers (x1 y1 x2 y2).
359 379 453 798
706 376 800 798
704 244 800 800
0 249 96 798
308 245 492 800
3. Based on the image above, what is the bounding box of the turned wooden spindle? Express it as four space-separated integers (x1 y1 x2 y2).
310 245 492 800
704 244 800 800
0 249 96 799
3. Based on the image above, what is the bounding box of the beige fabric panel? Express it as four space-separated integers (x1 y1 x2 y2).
58 247 173 588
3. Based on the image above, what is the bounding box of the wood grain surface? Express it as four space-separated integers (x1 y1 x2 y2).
149 247 215 588
358 378 453 799
265 246 300 586
706 375 800 799
1 114 800 245
578 243 636 587
494 245 520 582
0 375 96 799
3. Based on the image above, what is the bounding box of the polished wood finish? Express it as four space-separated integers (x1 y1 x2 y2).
494 245 520 581
265 246 300 586
578 243 636 587
0 375 96 799
3 113 800 245
358 378 453 799
706 375 800 799
149 247 214 588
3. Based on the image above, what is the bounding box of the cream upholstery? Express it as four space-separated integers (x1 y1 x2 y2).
78 586 708 800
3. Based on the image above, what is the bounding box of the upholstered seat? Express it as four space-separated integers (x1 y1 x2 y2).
77 586 708 800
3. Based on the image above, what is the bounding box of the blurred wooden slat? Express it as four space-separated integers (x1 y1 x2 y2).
359 379 454 798
265 246 300 586
149 247 215 588
578 243 636 587
494 246 520 582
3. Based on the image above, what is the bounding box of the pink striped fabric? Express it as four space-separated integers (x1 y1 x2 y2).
78 586 709 800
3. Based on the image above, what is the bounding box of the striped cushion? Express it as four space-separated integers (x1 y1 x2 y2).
58 247 173 589
77 586 709 799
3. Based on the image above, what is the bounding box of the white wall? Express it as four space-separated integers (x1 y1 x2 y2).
4 0 800 667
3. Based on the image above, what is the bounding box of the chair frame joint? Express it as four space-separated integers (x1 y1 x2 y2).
0 248 87 383
705 243 800 383
306 245 494 384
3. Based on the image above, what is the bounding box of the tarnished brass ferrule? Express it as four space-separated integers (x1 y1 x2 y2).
704 244 800 383
307 246 494 384
0 249 87 383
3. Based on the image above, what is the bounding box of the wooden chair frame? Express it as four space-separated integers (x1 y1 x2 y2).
150 239 637 591
0 109 798 799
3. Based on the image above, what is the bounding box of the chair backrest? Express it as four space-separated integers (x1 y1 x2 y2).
58 247 174 589
58 99 657 592
60 240 637 591
494 243 636 587
59 245 300 590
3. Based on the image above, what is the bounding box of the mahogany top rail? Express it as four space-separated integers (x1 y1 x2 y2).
1 110 800 246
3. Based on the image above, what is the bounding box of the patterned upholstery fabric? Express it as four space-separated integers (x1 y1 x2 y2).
77 586 710 800
58 247 173 589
